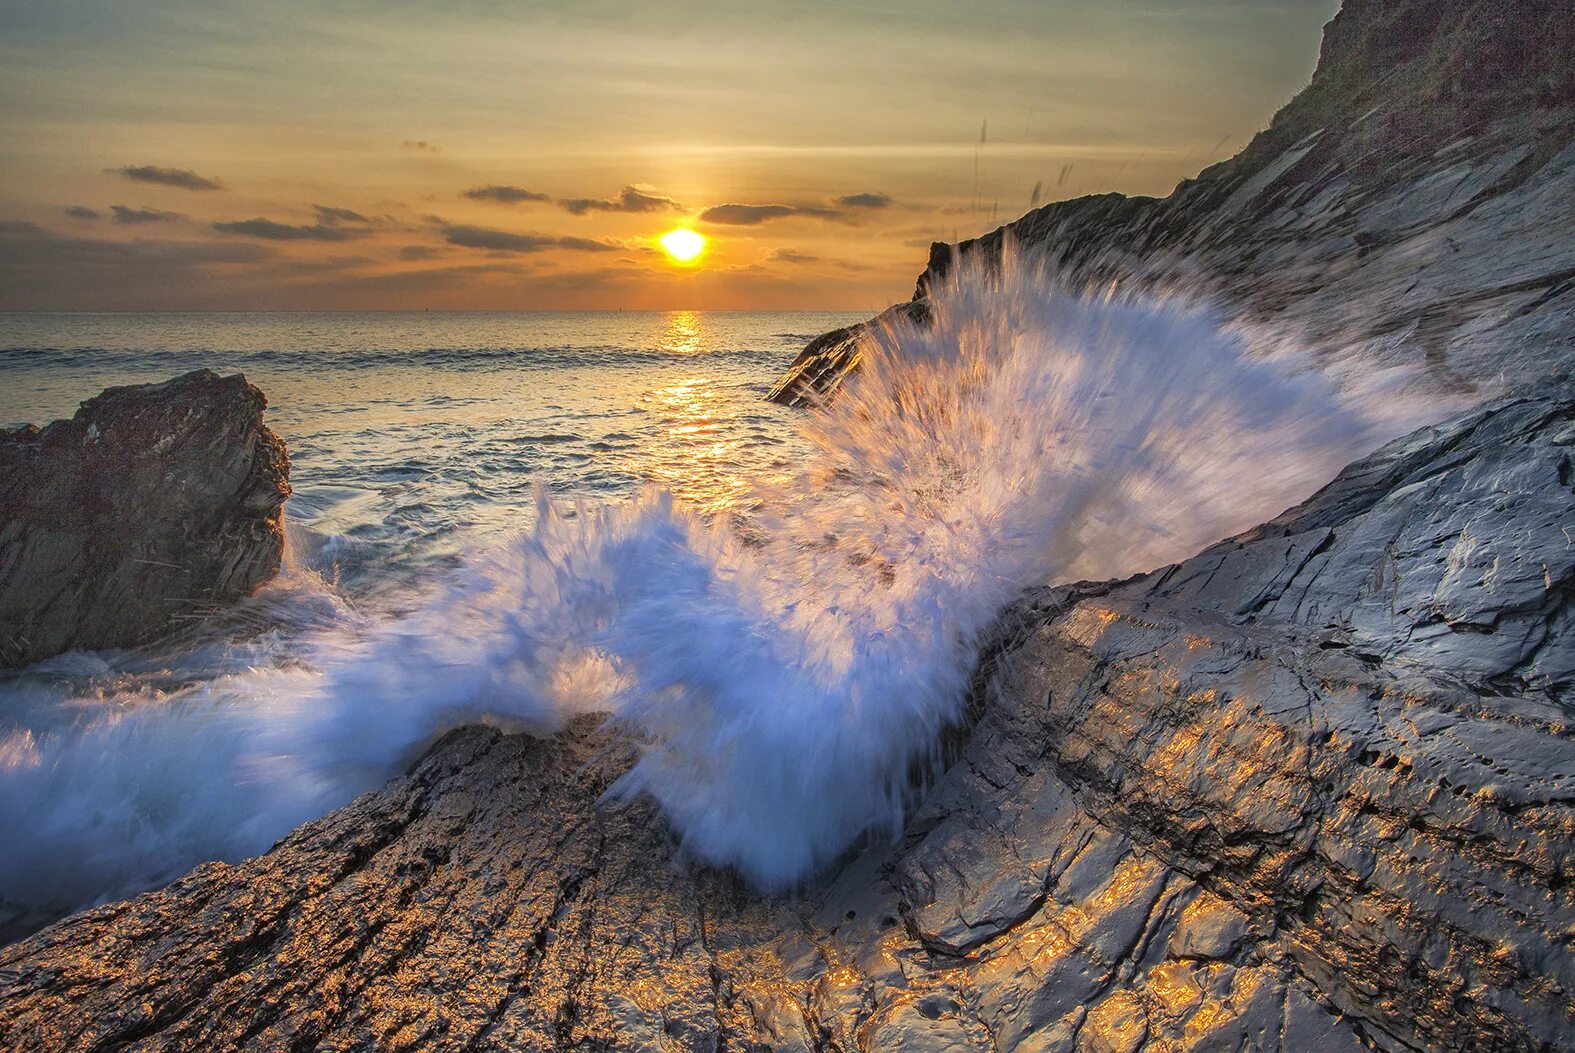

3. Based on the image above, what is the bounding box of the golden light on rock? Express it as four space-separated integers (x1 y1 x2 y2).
658 228 707 265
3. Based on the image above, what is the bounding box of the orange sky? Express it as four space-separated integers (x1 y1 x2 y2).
0 1 1338 311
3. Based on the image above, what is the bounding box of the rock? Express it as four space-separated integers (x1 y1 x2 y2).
768 0 1575 405
2 390 1569 1052
0 369 290 667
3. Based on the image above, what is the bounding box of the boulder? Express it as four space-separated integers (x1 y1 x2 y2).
0 369 290 667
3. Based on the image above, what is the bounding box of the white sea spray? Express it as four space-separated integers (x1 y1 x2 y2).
0 247 1450 916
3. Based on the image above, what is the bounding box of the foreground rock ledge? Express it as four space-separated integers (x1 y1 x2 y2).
0 369 290 668
2 394 1571 1050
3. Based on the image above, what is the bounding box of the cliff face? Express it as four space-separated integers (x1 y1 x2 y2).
768 0 1575 405
3 391 1570 1052
0 369 290 667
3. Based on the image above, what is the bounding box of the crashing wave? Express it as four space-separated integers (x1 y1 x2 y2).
0 246 1449 917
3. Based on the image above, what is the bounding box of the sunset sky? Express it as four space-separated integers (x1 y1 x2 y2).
0 1 1338 311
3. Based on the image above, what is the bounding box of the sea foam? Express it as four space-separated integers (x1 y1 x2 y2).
0 247 1448 919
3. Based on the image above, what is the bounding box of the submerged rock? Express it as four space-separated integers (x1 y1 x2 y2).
769 0 1575 405
0 369 290 667
2 392 1569 1052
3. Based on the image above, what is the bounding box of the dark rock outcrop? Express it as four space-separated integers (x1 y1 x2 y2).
768 0 1575 405
2 391 1570 1052
0 369 290 667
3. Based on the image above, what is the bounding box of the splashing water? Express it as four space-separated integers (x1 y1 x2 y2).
0 249 1450 924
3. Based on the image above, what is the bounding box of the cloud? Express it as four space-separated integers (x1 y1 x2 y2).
440 225 554 253
463 185 550 204
63 205 100 220
213 217 367 241
440 224 619 254
557 235 621 252
836 192 893 208
398 245 444 260
314 205 371 225
771 248 821 263
0 222 282 309
111 165 224 191
701 192 895 226
698 202 836 226
401 140 440 152
0 221 273 266
110 205 183 225
560 185 681 216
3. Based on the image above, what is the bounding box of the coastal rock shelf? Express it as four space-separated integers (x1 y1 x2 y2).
0 369 290 667
3 392 1570 1051
768 0 1575 406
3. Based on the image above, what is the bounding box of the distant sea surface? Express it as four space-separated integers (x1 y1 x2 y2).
0 310 864 594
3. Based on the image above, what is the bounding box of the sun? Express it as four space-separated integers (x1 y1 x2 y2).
659 227 707 264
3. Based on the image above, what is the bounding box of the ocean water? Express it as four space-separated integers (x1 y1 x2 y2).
0 310 856 595
0 256 1455 937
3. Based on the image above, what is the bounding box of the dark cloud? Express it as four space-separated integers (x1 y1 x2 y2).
401 140 440 152
698 202 835 226
110 205 183 225
440 225 555 253
111 165 224 191
314 205 372 225
0 222 272 263
212 217 367 241
701 192 894 226
441 224 619 254
771 248 821 263
559 185 680 216
0 222 279 309
463 185 550 204
836 192 893 209
556 235 620 253
398 245 444 260
63 205 100 220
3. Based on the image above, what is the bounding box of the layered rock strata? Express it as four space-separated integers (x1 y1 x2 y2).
2 392 1568 1052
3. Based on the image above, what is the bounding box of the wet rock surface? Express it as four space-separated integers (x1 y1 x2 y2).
768 0 1575 405
3 391 1570 1051
0 369 290 667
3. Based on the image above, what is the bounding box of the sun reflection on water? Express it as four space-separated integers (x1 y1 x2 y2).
659 310 703 356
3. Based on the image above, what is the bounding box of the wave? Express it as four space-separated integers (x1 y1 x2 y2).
0 247 1451 924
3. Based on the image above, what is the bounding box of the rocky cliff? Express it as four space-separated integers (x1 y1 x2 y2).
2 390 1570 1051
2 3 1572 1051
768 0 1575 405
0 369 290 667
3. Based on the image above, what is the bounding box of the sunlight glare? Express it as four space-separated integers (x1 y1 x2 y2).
659 228 707 264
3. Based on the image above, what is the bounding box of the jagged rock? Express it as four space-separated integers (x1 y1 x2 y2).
0 369 290 667
2 392 1569 1052
768 0 1575 405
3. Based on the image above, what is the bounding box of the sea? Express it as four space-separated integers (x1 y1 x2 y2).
0 259 1452 939
0 310 861 595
